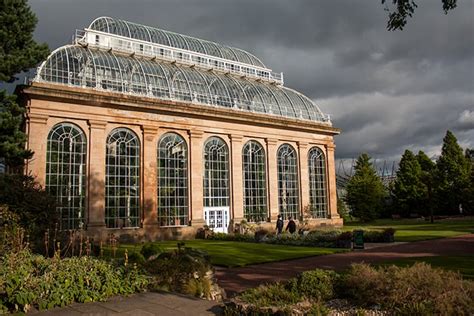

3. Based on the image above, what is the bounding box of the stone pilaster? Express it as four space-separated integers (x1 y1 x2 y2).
266 138 279 221
298 141 310 218
189 130 205 226
26 113 49 186
326 143 340 219
87 120 107 229
142 126 158 228
230 134 244 223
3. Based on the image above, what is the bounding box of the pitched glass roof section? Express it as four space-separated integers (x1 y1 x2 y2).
33 17 331 124
89 17 266 68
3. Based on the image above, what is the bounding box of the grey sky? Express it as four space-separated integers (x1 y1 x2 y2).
28 0 474 161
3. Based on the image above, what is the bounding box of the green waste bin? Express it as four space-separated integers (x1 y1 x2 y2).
353 230 364 249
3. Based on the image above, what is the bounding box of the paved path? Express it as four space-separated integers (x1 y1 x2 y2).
215 234 474 295
33 292 223 316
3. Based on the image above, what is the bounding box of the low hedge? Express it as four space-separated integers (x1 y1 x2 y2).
0 250 149 313
225 263 474 315
206 228 396 248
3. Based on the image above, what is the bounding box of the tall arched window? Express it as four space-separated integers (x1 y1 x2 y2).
308 147 328 218
243 141 267 222
203 137 229 207
277 144 299 220
46 123 87 230
158 132 188 226
105 128 140 228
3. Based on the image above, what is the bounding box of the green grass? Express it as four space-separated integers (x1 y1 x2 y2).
344 217 474 242
106 240 346 267
378 255 474 279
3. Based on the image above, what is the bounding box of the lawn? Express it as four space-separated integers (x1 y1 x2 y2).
344 217 474 242
378 255 474 279
107 240 346 267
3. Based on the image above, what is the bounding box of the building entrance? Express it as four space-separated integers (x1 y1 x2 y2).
204 207 229 233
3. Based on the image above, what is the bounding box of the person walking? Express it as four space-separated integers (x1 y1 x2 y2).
276 214 284 235
286 216 296 234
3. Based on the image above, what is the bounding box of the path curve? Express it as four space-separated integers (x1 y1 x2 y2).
215 234 474 296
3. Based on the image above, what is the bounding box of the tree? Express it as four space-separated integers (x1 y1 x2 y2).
434 130 471 215
0 0 49 170
392 150 424 217
346 153 386 222
382 0 458 31
464 148 474 214
416 150 435 220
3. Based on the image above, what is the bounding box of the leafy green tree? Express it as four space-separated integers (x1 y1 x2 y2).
392 150 424 216
434 131 471 215
464 148 474 214
416 150 435 217
382 0 457 31
0 0 49 170
346 153 386 222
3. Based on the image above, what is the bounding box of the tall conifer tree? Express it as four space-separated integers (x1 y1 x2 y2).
435 131 471 214
392 150 424 216
0 0 49 170
346 153 386 221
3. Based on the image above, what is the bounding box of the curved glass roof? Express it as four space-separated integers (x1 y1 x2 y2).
35 45 329 122
35 45 329 123
89 17 266 68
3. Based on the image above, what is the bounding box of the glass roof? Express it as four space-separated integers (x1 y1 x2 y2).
35 45 329 123
89 17 266 68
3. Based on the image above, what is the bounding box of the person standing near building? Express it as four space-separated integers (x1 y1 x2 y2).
276 215 284 235
286 216 296 234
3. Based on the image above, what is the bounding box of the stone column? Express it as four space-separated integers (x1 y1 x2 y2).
230 134 244 223
26 113 49 186
326 143 340 219
142 126 158 228
266 138 279 221
298 141 310 218
87 120 107 229
189 130 205 226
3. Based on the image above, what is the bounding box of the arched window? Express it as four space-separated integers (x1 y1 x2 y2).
242 141 267 222
105 128 140 228
277 144 299 220
157 132 188 226
203 137 229 207
308 147 328 218
46 123 87 230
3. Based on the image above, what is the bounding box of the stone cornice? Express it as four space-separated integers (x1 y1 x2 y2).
28 113 48 125
23 82 341 136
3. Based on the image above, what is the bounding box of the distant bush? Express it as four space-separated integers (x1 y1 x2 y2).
0 250 148 313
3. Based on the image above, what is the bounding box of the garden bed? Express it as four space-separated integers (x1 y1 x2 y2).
224 263 474 315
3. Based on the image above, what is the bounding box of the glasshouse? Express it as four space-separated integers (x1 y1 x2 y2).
20 17 341 239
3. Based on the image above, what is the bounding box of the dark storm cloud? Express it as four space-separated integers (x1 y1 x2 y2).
28 0 474 160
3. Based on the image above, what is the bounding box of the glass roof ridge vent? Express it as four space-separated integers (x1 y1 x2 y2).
75 17 284 85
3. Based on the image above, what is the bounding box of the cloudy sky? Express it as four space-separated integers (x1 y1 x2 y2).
27 0 474 163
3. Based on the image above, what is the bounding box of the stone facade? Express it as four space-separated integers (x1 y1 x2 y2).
20 82 341 241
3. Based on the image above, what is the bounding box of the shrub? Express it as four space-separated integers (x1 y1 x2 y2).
140 242 162 260
254 228 269 242
342 263 474 314
238 282 300 308
144 244 214 298
0 174 57 252
128 251 146 265
290 269 336 301
0 249 149 313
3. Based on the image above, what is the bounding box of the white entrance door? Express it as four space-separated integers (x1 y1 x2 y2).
204 207 229 233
